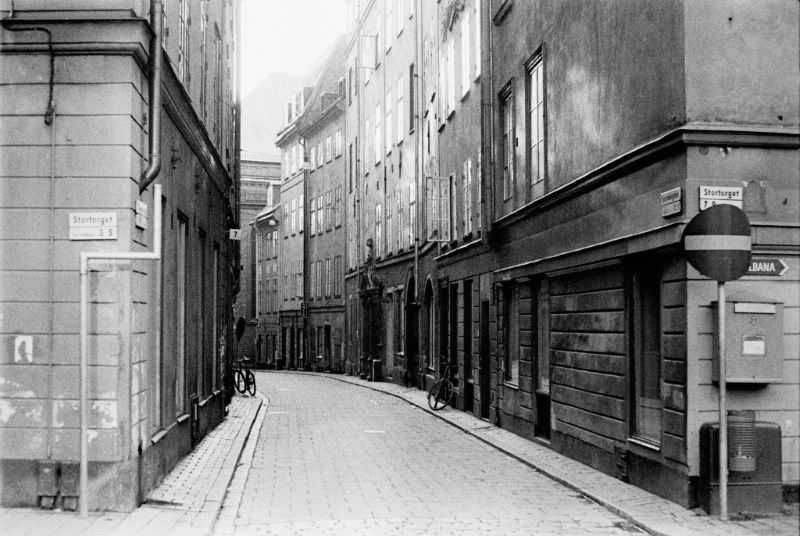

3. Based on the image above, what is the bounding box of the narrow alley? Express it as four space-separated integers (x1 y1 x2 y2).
215 372 646 535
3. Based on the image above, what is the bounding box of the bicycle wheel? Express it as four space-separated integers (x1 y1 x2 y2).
235 369 247 394
246 370 256 396
427 380 448 410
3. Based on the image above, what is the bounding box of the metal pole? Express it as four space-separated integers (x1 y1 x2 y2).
79 258 89 518
718 280 728 520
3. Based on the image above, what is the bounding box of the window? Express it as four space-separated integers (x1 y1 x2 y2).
290 198 297 234
375 204 383 257
396 75 405 143
500 84 514 200
408 64 415 133
395 0 404 35
527 53 545 195
335 186 342 227
449 174 457 240
348 67 353 105
335 129 343 157
298 195 304 232
474 0 481 78
446 39 456 115
348 143 354 192
317 141 323 168
325 135 332 163
374 104 382 164
310 197 317 235
317 195 323 233
426 176 449 242
461 10 470 97
632 265 663 444
504 284 519 386
176 214 188 414
385 89 393 154
334 256 342 297
310 145 317 169
177 0 190 84
326 190 333 231
325 258 332 297
408 184 416 248
386 198 393 255
464 159 472 235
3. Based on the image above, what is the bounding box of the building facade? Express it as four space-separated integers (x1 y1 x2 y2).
302 41 347 373
235 159 280 365
253 205 281 369
344 0 423 382
339 0 799 509
0 0 241 511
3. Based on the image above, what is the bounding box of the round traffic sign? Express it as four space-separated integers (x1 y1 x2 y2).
682 204 751 281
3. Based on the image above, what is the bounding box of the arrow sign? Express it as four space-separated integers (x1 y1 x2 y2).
746 257 788 277
682 204 752 282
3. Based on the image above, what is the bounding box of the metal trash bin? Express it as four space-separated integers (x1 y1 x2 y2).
699 417 782 515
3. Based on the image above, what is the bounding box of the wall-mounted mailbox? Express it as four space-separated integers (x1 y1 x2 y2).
713 296 783 383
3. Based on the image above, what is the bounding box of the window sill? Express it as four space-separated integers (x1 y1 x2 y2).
628 436 661 452
503 381 519 390
176 413 190 424
460 88 470 102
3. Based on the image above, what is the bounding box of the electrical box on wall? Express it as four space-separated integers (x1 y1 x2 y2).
712 295 783 383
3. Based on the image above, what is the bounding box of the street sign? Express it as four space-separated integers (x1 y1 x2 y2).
68 212 117 240
699 185 743 211
682 204 751 282
229 229 242 240
745 257 788 277
660 187 682 217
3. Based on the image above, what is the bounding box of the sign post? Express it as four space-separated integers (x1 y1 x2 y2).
682 203 751 521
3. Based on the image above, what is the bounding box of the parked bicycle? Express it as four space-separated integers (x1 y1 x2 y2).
234 356 256 396
427 359 454 410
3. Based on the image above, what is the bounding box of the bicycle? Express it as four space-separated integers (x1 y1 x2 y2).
234 357 257 396
427 360 454 410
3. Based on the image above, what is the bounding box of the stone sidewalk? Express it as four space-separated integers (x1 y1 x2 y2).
0 393 264 536
312 372 798 536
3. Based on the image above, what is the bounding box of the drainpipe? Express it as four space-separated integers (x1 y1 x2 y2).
79 0 163 517
139 0 163 194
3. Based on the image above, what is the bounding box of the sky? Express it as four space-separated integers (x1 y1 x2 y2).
241 0 348 95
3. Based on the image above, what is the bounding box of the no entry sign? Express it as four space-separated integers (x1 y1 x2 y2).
682 204 751 282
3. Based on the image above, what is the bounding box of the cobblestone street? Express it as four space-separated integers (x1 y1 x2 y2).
214 372 647 536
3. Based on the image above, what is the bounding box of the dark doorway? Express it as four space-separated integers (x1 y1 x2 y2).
324 324 332 370
534 279 551 439
405 278 418 387
479 300 491 419
463 280 474 413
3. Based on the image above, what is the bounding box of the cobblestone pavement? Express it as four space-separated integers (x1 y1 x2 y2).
1 394 263 536
214 372 650 536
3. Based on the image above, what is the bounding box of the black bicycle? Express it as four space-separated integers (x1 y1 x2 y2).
234 357 256 396
427 360 454 410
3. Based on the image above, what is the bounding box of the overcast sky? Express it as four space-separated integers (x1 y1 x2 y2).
241 0 347 95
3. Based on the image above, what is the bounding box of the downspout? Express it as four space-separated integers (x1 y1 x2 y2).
139 0 163 194
413 0 423 383
79 0 163 516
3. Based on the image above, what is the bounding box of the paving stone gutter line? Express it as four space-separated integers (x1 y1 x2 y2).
209 392 269 536
297 371 794 536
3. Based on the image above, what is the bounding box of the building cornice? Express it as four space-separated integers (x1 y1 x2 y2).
493 123 800 232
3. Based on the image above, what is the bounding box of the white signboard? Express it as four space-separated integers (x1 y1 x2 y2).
699 185 743 210
68 212 118 240
229 229 242 240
